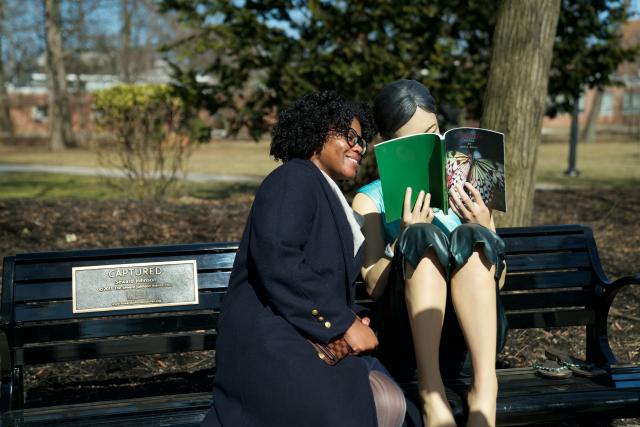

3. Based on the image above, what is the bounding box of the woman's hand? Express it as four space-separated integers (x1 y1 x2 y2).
448 182 492 229
401 187 434 230
344 317 378 354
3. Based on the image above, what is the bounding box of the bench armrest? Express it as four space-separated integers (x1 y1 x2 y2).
600 274 640 311
590 275 640 366
607 274 640 290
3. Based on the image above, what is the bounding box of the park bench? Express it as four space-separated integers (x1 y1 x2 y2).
0 224 638 426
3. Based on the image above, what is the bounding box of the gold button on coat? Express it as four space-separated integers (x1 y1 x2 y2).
318 316 324 321
324 321 331 329
311 309 319 316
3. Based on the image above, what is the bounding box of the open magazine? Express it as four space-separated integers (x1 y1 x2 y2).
375 127 506 222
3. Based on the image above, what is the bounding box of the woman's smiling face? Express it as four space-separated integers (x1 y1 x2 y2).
311 118 364 181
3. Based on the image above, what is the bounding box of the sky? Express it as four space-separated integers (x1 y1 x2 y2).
633 0 640 16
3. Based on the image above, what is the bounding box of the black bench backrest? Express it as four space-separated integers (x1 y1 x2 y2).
1 243 236 367
1 224 605 369
499 224 604 329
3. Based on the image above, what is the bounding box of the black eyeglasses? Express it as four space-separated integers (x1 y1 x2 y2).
331 128 367 156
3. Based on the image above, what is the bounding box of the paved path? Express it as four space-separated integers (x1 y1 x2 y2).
0 164 262 183
0 163 567 189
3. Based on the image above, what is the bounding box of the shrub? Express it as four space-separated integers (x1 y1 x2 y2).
93 84 195 199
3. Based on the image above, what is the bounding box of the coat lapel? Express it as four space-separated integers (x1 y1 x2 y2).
301 160 358 288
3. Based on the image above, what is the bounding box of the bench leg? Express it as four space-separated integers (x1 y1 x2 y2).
0 330 15 412
12 367 23 410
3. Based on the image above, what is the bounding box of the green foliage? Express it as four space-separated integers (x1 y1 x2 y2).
158 0 295 140
286 1 499 125
158 0 499 134
93 84 195 199
93 84 186 128
157 0 636 135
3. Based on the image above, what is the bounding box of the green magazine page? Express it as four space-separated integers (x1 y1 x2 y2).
374 133 446 222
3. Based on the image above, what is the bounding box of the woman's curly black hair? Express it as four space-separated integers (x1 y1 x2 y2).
270 90 376 162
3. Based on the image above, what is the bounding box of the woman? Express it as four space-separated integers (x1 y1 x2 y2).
352 80 507 427
202 91 408 427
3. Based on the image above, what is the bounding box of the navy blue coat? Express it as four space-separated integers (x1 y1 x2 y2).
202 159 377 426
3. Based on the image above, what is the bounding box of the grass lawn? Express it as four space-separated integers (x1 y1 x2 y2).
0 140 277 177
0 173 115 199
535 141 639 188
0 173 259 200
0 140 637 200
186 141 277 177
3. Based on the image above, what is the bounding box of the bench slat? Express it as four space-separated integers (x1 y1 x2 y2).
502 234 588 253
446 368 607 392
500 290 593 311
17 331 217 365
12 253 237 282
13 242 238 262
496 224 586 237
14 291 224 323
502 270 593 291
505 309 595 328
505 252 592 272
13 313 219 346
497 378 605 393
1 392 213 427
13 271 232 303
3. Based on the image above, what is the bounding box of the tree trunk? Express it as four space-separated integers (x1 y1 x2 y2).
75 0 88 134
44 0 72 150
480 0 560 227
581 88 603 143
120 0 132 83
0 0 13 142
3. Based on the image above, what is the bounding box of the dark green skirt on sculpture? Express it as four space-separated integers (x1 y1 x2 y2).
375 222 508 381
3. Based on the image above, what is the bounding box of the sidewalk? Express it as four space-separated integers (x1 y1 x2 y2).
0 163 568 189
0 164 262 183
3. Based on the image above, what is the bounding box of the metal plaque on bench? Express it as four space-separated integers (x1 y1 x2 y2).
72 260 199 313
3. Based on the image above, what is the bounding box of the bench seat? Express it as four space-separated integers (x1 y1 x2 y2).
3 367 639 426
1 393 212 427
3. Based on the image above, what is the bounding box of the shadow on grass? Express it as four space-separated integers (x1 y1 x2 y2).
33 176 74 199
0 172 260 201
186 182 260 200
0 173 115 199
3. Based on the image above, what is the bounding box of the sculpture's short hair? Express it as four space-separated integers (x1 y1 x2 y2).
374 79 437 140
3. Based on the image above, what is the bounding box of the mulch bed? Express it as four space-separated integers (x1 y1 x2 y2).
0 188 638 410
